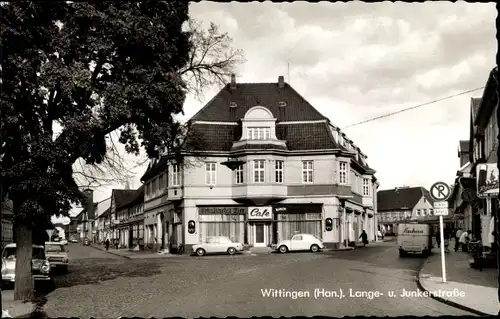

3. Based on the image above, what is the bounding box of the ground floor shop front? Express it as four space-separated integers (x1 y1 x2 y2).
186 201 375 252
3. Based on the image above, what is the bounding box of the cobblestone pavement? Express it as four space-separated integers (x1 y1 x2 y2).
41 241 475 317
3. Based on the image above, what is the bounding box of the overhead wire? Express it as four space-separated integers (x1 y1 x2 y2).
342 87 486 129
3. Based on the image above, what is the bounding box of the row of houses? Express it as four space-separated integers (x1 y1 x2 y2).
448 66 498 250
69 75 381 252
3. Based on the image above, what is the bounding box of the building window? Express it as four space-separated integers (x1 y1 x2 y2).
275 160 284 183
205 162 217 185
416 209 421 216
339 162 348 184
422 209 427 216
362 178 370 196
302 161 313 183
154 178 159 194
235 165 244 184
248 127 271 140
429 209 433 215
253 160 265 183
171 164 181 186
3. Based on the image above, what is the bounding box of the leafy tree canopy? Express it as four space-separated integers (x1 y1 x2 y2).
1 1 243 222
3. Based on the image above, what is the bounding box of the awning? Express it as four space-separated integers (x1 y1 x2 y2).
366 209 374 218
344 200 363 214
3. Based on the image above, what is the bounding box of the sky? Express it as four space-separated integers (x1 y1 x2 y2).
57 1 496 222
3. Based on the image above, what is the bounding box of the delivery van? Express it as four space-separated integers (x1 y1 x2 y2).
397 223 432 257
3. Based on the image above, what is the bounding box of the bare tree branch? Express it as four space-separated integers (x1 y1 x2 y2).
179 19 245 101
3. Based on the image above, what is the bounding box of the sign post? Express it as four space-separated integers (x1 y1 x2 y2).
430 182 451 283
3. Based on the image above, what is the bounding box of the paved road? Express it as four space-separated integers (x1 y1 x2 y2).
42 241 474 317
66 242 123 260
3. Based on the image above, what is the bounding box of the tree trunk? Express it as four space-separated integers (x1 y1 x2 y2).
14 219 34 301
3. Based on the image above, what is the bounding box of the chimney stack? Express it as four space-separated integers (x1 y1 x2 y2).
230 74 236 90
278 75 285 88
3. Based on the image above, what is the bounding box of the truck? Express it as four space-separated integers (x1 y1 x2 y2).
397 223 432 257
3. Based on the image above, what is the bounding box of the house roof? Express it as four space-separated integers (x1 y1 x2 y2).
190 82 328 122
377 186 433 212
95 198 111 218
113 189 137 210
471 97 482 122
459 140 470 153
120 185 145 209
141 76 376 180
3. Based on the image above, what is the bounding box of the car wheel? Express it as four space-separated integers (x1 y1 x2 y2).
279 245 288 253
196 248 206 256
310 244 320 252
227 247 236 255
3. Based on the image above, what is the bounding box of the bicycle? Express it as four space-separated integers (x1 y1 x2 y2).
468 241 483 271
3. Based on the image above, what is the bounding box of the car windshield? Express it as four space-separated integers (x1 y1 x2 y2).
2 247 46 259
45 244 65 252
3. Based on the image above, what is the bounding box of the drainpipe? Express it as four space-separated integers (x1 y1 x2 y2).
494 66 500 315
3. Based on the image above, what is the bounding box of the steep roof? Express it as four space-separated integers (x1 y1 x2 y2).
113 189 137 210
377 186 432 212
459 140 470 153
190 82 328 122
471 97 482 122
121 185 145 209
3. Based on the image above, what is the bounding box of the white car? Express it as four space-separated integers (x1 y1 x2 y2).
272 234 324 253
192 236 244 256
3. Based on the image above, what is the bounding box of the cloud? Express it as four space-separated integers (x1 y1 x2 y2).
81 1 495 202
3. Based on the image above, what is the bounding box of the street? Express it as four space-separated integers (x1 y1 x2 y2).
38 241 474 317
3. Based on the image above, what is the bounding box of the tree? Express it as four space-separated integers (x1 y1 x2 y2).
1 1 243 300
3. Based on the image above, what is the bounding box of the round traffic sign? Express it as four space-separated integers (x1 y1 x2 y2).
430 182 451 201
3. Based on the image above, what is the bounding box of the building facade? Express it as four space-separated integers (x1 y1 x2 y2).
449 141 473 233
109 189 137 246
116 186 145 249
377 186 437 235
140 75 378 252
467 67 498 248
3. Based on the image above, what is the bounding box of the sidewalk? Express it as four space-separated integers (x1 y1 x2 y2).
1 290 36 318
418 247 498 316
90 244 189 259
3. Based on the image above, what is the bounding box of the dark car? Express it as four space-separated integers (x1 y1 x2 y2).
82 238 90 246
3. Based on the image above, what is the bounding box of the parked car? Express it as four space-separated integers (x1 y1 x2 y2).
1 243 53 289
192 236 244 256
272 234 324 253
70 238 78 243
45 242 69 273
82 237 90 246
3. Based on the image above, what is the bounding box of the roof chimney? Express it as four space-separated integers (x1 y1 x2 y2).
278 75 285 88
230 74 236 90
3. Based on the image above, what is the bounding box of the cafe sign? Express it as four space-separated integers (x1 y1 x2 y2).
248 206 272 220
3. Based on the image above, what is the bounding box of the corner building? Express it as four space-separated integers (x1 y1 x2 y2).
141 75 379 252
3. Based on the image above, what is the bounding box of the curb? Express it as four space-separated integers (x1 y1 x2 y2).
416 255 491 316
88 244 131 259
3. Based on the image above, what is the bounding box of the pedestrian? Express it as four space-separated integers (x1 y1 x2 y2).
455 227 463 252
459 230 471 252
105 238 110 251
359 230 368 247
435 229 440 248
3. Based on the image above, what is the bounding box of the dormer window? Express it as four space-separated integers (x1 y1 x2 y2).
229 102 237 108
278 101 286 107
248 127 270 140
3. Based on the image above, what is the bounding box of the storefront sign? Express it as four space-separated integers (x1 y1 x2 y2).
477 163 499 198
248 206 272 220
198 207 246 215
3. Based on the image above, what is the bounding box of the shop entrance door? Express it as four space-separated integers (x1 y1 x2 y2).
254 223 267 247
